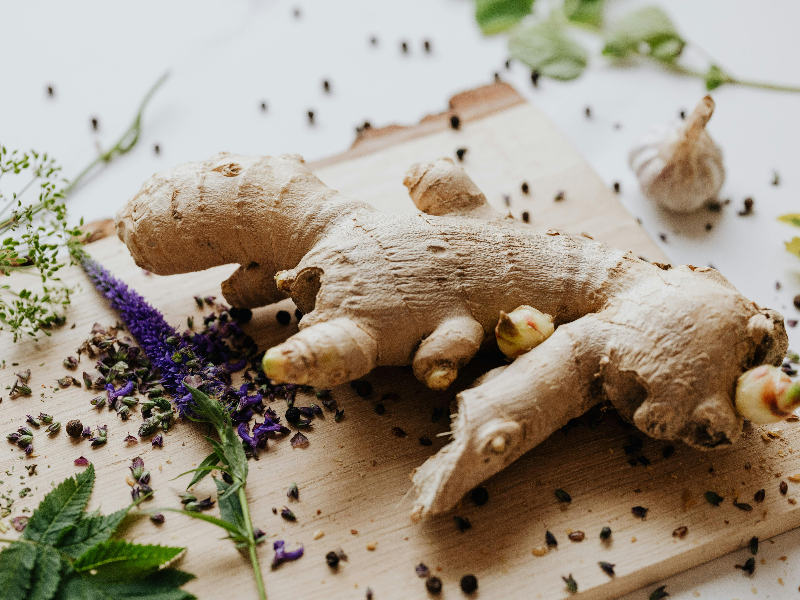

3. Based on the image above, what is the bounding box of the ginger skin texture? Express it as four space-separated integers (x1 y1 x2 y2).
116 153 787 519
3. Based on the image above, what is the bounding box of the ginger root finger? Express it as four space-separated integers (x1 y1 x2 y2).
411 317 603 519
222 263 287 309
412 316 485 390
262 318 378 387
735 365 800 424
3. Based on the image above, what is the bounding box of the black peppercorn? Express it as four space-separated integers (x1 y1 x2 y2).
613 181 620 193
285 407 301 424
352 380 373 397
456 148 467 162
325 551 340 568
401 41 409 54
471 486 489 505
374 403 385 415
450 115 461 130
460 575 478 594
66 419 83 438
276 310 291 325
521 182 529 194
425 576 442 594
522 211 530 223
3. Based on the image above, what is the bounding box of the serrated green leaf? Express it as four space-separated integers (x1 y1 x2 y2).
602 6 685 63
475 0 535 35
0 542 37 600
564 0 604 27
508 17 588 80
73 540 185 582
779 214 800 228
57 507 129 559
28 546 62 600
184 385 226 432
215 478 246 534
786 237 800 259
185 452 220 489
23 464 95 545
156 508 243 536
56 568 195 600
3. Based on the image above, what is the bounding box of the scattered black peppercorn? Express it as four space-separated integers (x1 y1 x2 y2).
705 491 724 506
738 197 754 216
91 117 99 131
460 574 478 594
780 480 788 495
545 530 557 547
705 223 713 231
323 80 331 93
154 144 160 155
754 489 765 502
662 445 675 459
425 576 442 594
554 488 571 503
307 110 315 125
391 426 407 437
471 486 489 506
229 307 252 323
401 41 409 54
522 211 530 223
531 70 540 87
276 310 291 325
66 419 83 438
418 435 432 446
352 380 373 397
659 233 667 242
749 536 759 555
584 106 592 118
521 182 529 194
374 403 385 415
600 526 612 541
450 114 461 130
456 148 467 162
736 556 755 576
631 506 648 519
599 561 615 577
285 407 302 424
423 40 432 53
613 181 620 193
326 551 340 568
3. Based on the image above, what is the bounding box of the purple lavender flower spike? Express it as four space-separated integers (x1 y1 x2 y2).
271 540 304 568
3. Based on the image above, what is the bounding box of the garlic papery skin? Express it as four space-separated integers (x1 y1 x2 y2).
735 365 800 424
495 305 554 359
629 96 725 213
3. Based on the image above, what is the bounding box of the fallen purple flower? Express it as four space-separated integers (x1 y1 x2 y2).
124 433 138 444
271 540 304 568
152 434 164 447
290 432 309 448
74 456 89 467
12 516 28 532
82 426 92 438
106 380 134 400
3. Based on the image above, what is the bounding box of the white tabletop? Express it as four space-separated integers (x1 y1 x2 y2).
3 1 799 597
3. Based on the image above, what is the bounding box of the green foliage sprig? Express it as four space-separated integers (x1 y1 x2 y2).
1 73 168 342
778 214 800 260
0 464 196 600
477 0 800 92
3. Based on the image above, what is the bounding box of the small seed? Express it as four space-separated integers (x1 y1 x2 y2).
522 211 530 223
460 574 478 594
754 489 765 502
450 115 461 130
780 481 789 495
568 531 585 542
456 148 467 162
521 182 529 194
425 576 442 594
599 561 615 577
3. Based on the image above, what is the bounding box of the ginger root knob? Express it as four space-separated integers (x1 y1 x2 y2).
495 305 554 359
735 365 800 424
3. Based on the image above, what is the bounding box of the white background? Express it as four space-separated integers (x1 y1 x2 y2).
2 1 799 597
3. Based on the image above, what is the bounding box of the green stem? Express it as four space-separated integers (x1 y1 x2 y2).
237 486 267 600
727 76 800 93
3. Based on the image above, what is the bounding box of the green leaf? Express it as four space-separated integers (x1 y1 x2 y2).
602 6 685 63
508 17 589 80
705 64 731 91
23 464 95 545
475 0 535 35
57 507 130 559
28 546 62 600
564 0 604 28
156 508 243 536
73 540 185 582
786 237 800 259
215 478 246 535
778 214 800 228
56 568 195 600
185 452 220 489
0 542 37 600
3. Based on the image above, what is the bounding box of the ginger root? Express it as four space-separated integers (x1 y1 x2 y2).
116 152 787 519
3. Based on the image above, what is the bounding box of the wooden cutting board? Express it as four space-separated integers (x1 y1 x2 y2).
3 82 799 600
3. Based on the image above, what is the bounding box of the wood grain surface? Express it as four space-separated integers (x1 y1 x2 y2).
3 83 797 600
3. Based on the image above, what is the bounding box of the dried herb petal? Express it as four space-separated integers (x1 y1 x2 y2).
554 488 572 503
649 585 670 600
562 573 578 593
705 491 724 506
599 561 615 576
631 506 648 519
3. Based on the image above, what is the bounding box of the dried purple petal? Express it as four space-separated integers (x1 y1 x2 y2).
74 456 89 466
415 563 430 578
290 432 309 448
124 433 138 444
281 506 296 521
152 434 164 447
12 516 29 532
24 444 33 455
82 426 92 438
334 409 345 422
150 513 165 525
106 380 134 400
631 506 649 519
271 540 304 568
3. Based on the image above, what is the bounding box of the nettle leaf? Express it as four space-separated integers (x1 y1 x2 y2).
56 568 196 600
57 507 130 559
509 17 588 80
564 0 605 28
0 542 38 600
602 6 685 63
23 464 95 545
786 237 800 260
215 478 247 539
158 508 243 537
73 540 185 582
475 0 535 35
185 452 220 489
778 214 800 228
28 546 63 600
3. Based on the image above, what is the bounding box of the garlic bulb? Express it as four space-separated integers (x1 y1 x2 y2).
629 96 725 213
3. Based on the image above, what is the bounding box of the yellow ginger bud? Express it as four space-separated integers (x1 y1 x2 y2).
735 365 800 424
495 305 555 359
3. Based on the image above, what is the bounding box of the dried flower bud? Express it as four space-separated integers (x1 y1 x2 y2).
26 415 40 427
47 422 61 434
735 365 800 424
63 356 79 370
130 457 145 481
38 413 53 424
495 305 555 359
17 435 33 447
